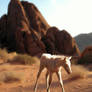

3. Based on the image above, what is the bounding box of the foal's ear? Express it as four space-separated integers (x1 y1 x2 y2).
69 56 72 60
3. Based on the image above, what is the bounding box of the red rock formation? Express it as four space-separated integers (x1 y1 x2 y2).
81 46 92 57
42 27 80 56
78 46 92 64
6 0 46 56
0 0 80 57
21 1 50 39
7 0 29 52
0 15 8 48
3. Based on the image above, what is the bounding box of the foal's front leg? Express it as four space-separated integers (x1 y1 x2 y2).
56 69 65 92
34 66 44 92
46 71 52 92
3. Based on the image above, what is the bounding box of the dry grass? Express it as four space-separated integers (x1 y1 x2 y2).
8 52 17 60
68 65 89 80
0 49 17 63
8 54 39 65
0 48 9 63
0 48 39 65
0 71 24 84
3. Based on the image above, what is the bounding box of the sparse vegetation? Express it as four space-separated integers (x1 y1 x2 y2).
0 48 39 65
69 65 89 80
9 54 39 65
0 48 9 62
0 71 24 84
0 49 17 63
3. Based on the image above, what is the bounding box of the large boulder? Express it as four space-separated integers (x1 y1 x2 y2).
0 15 8 48
81 46 92 57
7 0 30 52
78 46 92 64
21 1 50 39
5 0 46 56
42 27 80 56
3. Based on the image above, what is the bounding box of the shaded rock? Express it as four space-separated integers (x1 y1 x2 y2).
78 46 92 64
6 0 46 56
81 46 92 57
0 15 8 48
21 1 50 39
42 27 59 54
42 27 80 56
7 0 30 52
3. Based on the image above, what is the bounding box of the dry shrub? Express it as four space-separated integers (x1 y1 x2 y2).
0 48 39 65
0 49 17 63
0 71 24 84
9 54 39 65
0 48 9 62
8 52 17 60
69 65 89 80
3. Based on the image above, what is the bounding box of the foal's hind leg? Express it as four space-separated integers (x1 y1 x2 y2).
34 65 44 92
46 71 52 92
56 69 65 92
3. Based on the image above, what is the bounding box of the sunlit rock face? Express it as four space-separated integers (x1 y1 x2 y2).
0 0 48 56
42 27 80 56
0 0 80 57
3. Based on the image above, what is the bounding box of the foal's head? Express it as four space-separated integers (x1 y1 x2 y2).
63 56 72 74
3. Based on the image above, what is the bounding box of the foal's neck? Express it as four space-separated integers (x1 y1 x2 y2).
56 58 65 67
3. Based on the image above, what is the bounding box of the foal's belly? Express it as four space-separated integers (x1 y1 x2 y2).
46 64 60 72
45 59 61 72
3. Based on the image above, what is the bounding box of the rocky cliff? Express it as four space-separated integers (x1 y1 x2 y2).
0 0 80 57
42 27 80 56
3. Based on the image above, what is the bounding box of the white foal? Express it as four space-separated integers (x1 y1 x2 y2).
34 53 72 92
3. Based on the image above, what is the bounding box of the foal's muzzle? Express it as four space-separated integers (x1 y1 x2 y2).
65 68 72 74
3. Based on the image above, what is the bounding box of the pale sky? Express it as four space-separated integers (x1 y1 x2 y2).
0 0 92 37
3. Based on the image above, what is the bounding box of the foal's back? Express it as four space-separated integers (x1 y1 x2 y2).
40 53 65 72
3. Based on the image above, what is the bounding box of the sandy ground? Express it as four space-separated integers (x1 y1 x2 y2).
0 63 91 92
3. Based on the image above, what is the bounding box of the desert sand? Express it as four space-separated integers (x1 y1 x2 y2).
0 63 91 92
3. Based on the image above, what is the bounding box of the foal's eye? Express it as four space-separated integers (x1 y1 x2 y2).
66 64 68 67
64 63 68 67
